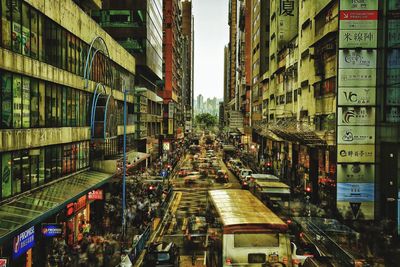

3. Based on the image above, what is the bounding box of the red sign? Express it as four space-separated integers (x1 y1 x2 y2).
66 203 75 217
88 189 103 201
75 195 87 212
340 10 378 20
0 258 8 267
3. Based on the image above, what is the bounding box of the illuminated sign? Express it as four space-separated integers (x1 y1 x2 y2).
338 68 376 87
338 87 375 106
163 142 170 151
340 0 378 10
42 224 63 237
337 183 374 202
339 29 377 48
338 50 376 69
337 144 375 163
337 164 375 183
337 107 375 126
0 258 8 267
75 195 87 212
337 126 375 145
13 227 34 259
88 189 103 201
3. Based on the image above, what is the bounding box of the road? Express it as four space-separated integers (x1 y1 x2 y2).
135 144 241 267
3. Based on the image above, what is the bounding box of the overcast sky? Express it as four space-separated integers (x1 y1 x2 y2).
193 0 228 99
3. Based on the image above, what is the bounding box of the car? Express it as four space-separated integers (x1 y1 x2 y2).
143 242 179 267
178 167 191 177
216 170 229 183
238 168 253 182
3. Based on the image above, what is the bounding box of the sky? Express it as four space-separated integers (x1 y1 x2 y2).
192 0 229 100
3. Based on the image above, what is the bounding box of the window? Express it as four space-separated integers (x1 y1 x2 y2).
12 151 22 195
1 0 12 49
30 8 38 58
38 81 45 126
30 78 39 127
1 153 12 199
1 71 12 128
22 76 30 127
21 2 30 56
11 0 21 53
13 74 22 128
234 233 279 247
30 149 40 189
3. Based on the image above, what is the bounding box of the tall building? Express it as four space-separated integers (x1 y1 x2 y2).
196 94 203 113
93 0 164 158
182 0 194 134
0 0 139 264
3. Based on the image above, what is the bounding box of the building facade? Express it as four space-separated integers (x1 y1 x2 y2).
0 0 139 265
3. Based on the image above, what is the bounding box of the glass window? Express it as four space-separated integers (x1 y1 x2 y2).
22 76 30 128
51 84 57 126
71 89 76 126
21 150 30 192
1 153 12 199
11 0 21 53
61 29 67 70
13 74 22 128
1 0 12 49
38 80 45 126
39 148 45 185
80 91 85 126
1 71 12 128
234 233 279 247
30 149 40 189
62 144 71 175
44 146 52 182
45 83 51 126
38 12 43 61
30 78 39 127
21 2 30 56
30 8 38 58
11 151 22 195
62 87 67 126
71 143 77 172
67 87 72 126
75 89 80 126
57 85 62 126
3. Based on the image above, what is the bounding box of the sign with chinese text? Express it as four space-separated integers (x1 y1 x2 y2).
337 107 375 125
88 189 103 200
337 183 374 202
42 224 63 237
337 144 375 163
386 107 400 122
387 87 400 106
13 227 35 259
338 50 377 69
337 164 375 183
340 10 378 29
338 68 376 87
338 87 375 106
337 126 375 144
277 0 298 48
340 0 378 10
75 195 87 212
339 29 377 48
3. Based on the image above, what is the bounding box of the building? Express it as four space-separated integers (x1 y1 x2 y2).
182 0 194 134
243 0 400 235
0 0 141 265
196 94 203 113
94 0 164 158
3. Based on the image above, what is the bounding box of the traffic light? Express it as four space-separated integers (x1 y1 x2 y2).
305 186 311 193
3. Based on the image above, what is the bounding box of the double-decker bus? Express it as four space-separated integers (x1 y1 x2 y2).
206 189 292 267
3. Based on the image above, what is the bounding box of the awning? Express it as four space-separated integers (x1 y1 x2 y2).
0 170 113 244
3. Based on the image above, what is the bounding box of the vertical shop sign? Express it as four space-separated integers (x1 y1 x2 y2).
337 0 378 220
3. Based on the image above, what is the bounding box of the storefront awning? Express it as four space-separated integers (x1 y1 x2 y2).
0 170 113 244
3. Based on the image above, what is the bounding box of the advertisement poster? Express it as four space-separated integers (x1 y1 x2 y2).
337 126 375 144
13 227 35 259
337 164 375 183
337 107 375 126
338 50 377 69
337 144 375 163
338 87 375 106
338 68 376 87
1 153 12 199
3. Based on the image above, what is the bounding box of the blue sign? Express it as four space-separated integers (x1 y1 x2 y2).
337 183 374 202
42 224 63 237
161 170 168 178
13 226 35 259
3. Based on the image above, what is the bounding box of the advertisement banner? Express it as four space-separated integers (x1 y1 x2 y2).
337 183 374 202
337 144 375 163
340 0 378 10
337 126 375 144
337 107 375 125
337 164 375 183
338 87 376 106
42 224 63 237
338 68 376 87
338 50 377 69
387 86 400 106
337 201 374 220
13 227 35 259
277 0 298 48
339 29 377 48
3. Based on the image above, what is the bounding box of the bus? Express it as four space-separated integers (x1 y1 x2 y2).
253 181 291 211
206 189 292 267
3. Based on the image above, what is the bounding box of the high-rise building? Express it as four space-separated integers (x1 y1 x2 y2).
0 0 139 264
93 0 164 157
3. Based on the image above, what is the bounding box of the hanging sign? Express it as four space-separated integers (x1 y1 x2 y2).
42 224 63 237
13 227 35 259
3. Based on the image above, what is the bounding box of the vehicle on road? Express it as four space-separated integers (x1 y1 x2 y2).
178 167 192 177
238 168 253 182
291 242 322 267
215 170 229 183
254 181 291 211
143 242 180 267
207 189 292 267
241 173 280 189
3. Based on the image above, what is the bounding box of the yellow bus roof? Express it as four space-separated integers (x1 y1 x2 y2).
208 189 287 230
255 181 290 189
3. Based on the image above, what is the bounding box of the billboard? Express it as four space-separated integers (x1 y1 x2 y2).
338 87 376 106
337 107 375 125
337 126 375 144
337 144 375 163
338 68 376 87
338 50 377 69
13 227 35 259
337 164 375 183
